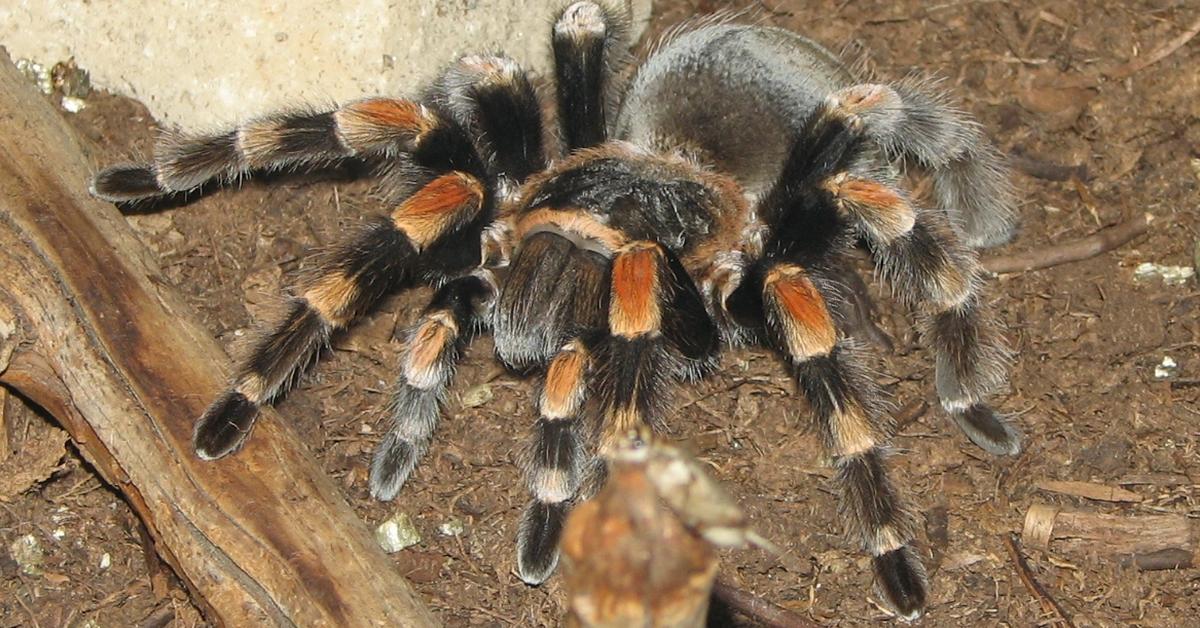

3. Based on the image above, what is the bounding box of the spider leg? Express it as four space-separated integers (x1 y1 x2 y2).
765 87 1017 456
870 205 1017 455
756 262 927 620
517 337 594 584
91 97 480 203
194 171 487 459
552 1 631 150
369 269 496 500
365 53 547 493
832 80 1018 248
424 54 547 190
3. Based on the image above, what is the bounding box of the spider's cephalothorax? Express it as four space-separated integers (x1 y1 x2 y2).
91 3 1021 619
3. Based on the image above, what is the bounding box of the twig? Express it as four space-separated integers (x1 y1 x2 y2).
892 398 930 433
138 605 176 628
1004 533 1075 628
711 577 818 628
1008 151 1089 182
1107 16 1200 80
982 213 1152 274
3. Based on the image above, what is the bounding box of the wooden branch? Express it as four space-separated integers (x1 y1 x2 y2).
982 214 1152 274
0 53 437 626
1022 503 1197 570
1003 533 1075 628
1007 151 1089 182
711 578 817 628
561 446 719 627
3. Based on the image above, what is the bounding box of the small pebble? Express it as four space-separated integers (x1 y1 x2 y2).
460 384 493 408
9 534 44 576
15 59 52 94
438 519 465 537
99 552 111 570
1134 262 1194 286
1154 356 1177 380
61 96 87 113
376 513 421 553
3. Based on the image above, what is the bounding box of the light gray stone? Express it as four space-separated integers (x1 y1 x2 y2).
1 1 652 128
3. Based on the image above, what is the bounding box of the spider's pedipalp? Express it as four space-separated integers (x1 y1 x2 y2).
370 270 496 500
759 262 927 618
872 208 1019 455
552 1 631 150
195 172 487 460
493 225 612 371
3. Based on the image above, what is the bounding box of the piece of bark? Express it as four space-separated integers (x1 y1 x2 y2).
1022 503 1196 570
561 445 719 627
1036 480 1143 503
0 52 437 626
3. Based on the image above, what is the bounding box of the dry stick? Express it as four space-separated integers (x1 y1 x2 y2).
982 213 1152 274
1008 151 1089 182
892 398 930 433
1107 15 1200 80
137 605 176 628
711 577 818 628
1003 533 1076 628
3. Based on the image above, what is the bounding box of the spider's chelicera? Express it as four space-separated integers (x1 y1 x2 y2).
92 3 1020 619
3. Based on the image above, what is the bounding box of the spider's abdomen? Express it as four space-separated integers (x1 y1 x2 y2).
616 24 855 198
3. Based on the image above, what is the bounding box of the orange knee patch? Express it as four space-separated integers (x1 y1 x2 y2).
609 242 663 338
302 272 359 326
403 312 457 389
335 98 434 151
542 343 589 419
392 172 485 249
823 175 916 241
764 265 836 359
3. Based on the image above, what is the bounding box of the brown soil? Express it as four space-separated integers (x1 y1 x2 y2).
3 0 1198 626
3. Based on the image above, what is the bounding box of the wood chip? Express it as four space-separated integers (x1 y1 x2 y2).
1116 473 1193 487
1036 480 1143 503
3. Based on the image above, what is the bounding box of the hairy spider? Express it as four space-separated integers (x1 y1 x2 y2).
91 3 1021 619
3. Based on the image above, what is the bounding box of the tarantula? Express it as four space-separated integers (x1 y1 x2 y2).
91 3 1020 619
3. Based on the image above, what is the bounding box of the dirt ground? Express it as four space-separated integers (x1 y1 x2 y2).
3 0 1198 626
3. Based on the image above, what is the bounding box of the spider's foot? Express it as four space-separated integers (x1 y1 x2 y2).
193 390 260 460
873 546 928 621
91 165 161 202
951 403 1022 456
516 500 568 585
369 433 420 502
